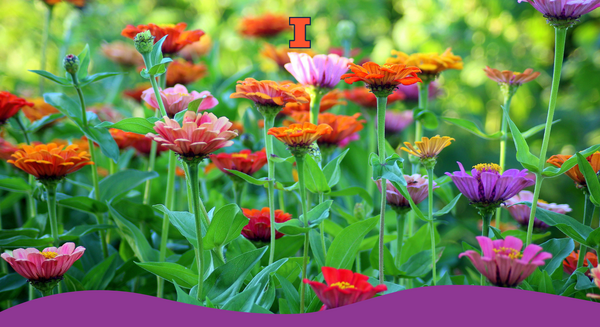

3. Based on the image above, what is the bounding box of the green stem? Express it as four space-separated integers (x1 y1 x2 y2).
15 117 31 145
39 6 52 95
308 87 324 125
395 213 406 268
496 94 513 227
278 190 285 213
426 167 437 286
296 155 310 313
319 192 326 257
480 210 493 285
157 151 177 298
45 183 59 247
366 110 376 195
577 194 595 269
187 162 206 301
263 113 277 265
143 110 160 205
525 27 567 246
232 180 245 208
149 76 168 118
376 95 387 284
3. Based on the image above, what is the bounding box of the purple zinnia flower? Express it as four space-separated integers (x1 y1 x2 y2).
374 174 437 213
503 190 572 230
445 162 535 212
285 53 353 89
395 81 441 102
459 236 552 287
518 0 600 24
385 110 414 134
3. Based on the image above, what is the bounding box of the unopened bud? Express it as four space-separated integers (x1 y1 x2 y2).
354 202 366 220
134 30 155 54
63 54 80 75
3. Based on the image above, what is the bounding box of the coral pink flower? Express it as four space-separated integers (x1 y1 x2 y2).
459 236 552 287
374 174 437 213
518 0 600 20
142 84 218 118
210 149 267 176
285 53 353 89
241 207 292 242
304 267 387 310
1 242 85 292
146 111 238 161
385 110 414 134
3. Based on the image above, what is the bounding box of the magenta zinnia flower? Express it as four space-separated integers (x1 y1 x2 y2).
518 0 600 21
375 174 437 213
504 190 572 230
146 111 238 161
459 236 552 287
1 242 85 293
446 162 535 212
285 52 353 89
384 110 414 134
142 84 218 118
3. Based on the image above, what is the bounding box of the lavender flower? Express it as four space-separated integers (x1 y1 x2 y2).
285 53 353 89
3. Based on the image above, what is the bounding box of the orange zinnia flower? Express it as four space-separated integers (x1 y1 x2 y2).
123 83 152 103
563 250 598 276
51 137 90 152
121 23 204 54
8 143 92 182
22 98 61 123
387 48 463 78
166 58 208 86
341 62 421 97
268 122 333 154
483 66 540 86
401 135 454 160
109 129 145 150
281 89 345 116
343 87 405 109
289 113 365 148
239 13 291 38
260 43 315 68
178 34 213 61
547 152 600 189
101 41 144 67
230 78 309 116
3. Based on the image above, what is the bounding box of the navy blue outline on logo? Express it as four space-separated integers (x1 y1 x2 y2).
289 17 311 49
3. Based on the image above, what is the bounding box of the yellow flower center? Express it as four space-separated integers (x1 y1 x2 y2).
330 282 355 290
493 247 523 260
232 153 249 159
473 163 501 173
538 199 548 204
40 251 58 259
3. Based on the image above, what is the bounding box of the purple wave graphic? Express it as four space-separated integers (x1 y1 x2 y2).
1 286 597 326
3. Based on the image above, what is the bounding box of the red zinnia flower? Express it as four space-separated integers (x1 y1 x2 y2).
210 149 267 176
241 207 292 242
132 137 168 157
304 266 387 310
563 250 598 276
239 13 291 38
0 137 19 161
121 23 204 54
0 92 34 125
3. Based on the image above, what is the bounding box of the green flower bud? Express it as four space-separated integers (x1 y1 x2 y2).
63 54 80 75
134 30 155 54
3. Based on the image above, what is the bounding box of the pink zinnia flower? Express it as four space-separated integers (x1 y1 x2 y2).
446 162 535 212
141 84 218 118
504 190 572 230
1 242 85 293
338 133 360 148
146 111 238 161
384 110 414 134
285 52 353 89
374 174 437 213
459 236 552 287
518 0 600 20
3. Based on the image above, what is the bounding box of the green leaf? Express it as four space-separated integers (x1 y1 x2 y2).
82 253 119 290
576 153 600 206
63 274 85 292
542 144 600 177
204 204 249 250
77 44 90 79
539 238 575 276
28 70 71 86
79 72 122 87
323 149 349 188
246 258 288 291
503 108 540 172
173 280 203 306
369 237 402 275
60 224 114 241
399 223 440 265
82 125 120 163
153 204 200 246
417 110 439 130
501 229 551 243
0 228 39 240
136 262 198 289
522 202 593 246
325 216 379 269
442 117 501 139
586 227 600 249
108 203 159 262
359 234 396 252
433 194 461 217
366 277 405 294
96 117 159 134
151 36 168 67
399 247 444 278
221 285 262 312
58 196 108 214
148 64 166 76
227 170 269 186
0 236 53 247
309 229 326 267
274 200 333 235
0 273 27 292
0 177 31 193
91 170 159 203
27 113 64 132
521 121 559 139
275 273 300 314
327 187 372 204
43 93 83 124
304 155 330 193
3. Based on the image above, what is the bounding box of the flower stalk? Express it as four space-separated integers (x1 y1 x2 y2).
525 27 567 246
156 151 177 298
186 161 206 301
496 91 513 227
395 213 406 268
296 154 310 313
577 194 595 269
425 166 437 285
44 182 59 247
307 87 324 125
263 112 277 265
376 95 387 284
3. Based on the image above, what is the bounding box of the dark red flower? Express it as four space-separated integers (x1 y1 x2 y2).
304 267 387 310
210 149 267 176
0 92 34 125
241 207 292 242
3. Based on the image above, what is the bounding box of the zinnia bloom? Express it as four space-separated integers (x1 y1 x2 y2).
146 111 238 161
230 78 309 116
8 143 93 183
0 137 18 161
165 58 208 86
239 13 291 38
385 110 414 134
343 87 405 109
285 53 353 90
121 23 204 54
446 162 535 212
563 250 598 276
1 242 85 293
22 98 61 123
547 152 600 189
460 236 552 287
123 83 152 103
142 84 218 118
504 190 572 230
518 0 600 23
241 207 292 242
210 149 267 176
101 41 144 67
387 48 463 79
401 135 454 160
51 137 90 152
586 267 600 299
290 113 365 148
281 90 345 116
341 62 422 97
304 267 387 310
0 91 34 125
483 67 540 86
397 81 441 102
110 129 145 150
374 174 437 213
261 43 315 69
178 34 213 61
42 0 85 7
268 123 333 155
